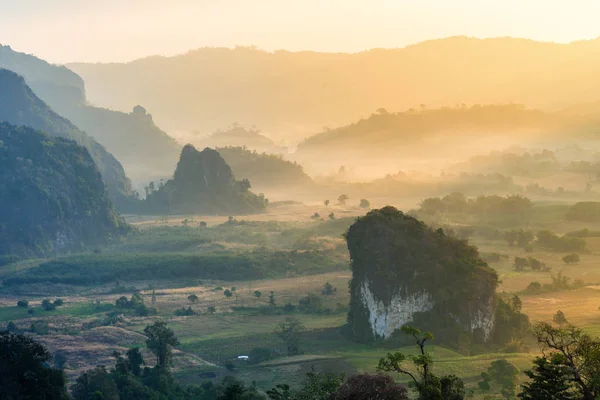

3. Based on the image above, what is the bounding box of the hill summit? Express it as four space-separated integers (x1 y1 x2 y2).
145 145 268 214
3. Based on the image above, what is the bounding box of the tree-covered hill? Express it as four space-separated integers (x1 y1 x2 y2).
217 146 312 189
0 45 181 180
0 68 133 208
0 122 129 256
144 145 268 214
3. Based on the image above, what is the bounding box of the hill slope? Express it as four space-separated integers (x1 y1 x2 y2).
0 122 129 256
144 145 268 214
0 68 133 207
69 37 600 137
0 44 181 180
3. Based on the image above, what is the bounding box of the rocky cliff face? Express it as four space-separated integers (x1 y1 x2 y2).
347 207 498 343
0 122 129 256
145 145 268 214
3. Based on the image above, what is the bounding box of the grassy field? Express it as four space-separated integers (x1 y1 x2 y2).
2 201 600 398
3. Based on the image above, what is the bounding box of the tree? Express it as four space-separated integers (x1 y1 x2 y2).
553 310 568 326
274 317 306 356
126 347 144 377
54 299 64 307
529 322 600 400
71 366 119 400
224 289 233 299
514 257 529 271
16 300 28 308
254 290 262 299
519 355 577 400
207 306 216 315
359 199 371 209
41 299 56 311
563 253 580 264
199 221 207 228
511 295 523 313
338 194 349 205
479 359 519 399
377 326 465 400
335 373 409 400
144 321 180 368
269 291 276 307
328 212 335 220
0 332 69 399
324 200 330 207
188 294 199 303
321 282 336 296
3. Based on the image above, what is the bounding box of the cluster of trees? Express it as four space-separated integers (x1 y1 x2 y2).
115 293 157 316
566 202 600 222
525 271 585 294
419 193 532 222
514 257 549 272
536 230 586 253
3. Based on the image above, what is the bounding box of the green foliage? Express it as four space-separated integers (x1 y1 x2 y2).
71 366 119 400
0 68 133 206
269 292 276 307
144 320 180 368
536 230 586 253
504 229 534 247
274 317 306 356
553 310 568 326
0 122 130 256
335 373 409 400
174 306 198 316
377 326 465 400
359 199 370 209
188 294 199 303
566 202 600 222
224 289 233 298
347 206 497 342
144 145 268 215
3 249 343 286
0 332 68 399
254 290 262 298
563 253 580 264
519 355 577 400
16 300 28 308
492 298 531 345
41 299 56 311
321 282 336 296
268 372 344 400
479 359 520 399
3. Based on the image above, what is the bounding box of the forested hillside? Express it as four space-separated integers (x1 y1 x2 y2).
0 68 133 207
0 45 181 180
0 122 129 256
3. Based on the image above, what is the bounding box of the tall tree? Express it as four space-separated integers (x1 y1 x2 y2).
0 331 69 400
144 321 180 368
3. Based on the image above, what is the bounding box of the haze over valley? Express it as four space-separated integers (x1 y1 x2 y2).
5 2 600 399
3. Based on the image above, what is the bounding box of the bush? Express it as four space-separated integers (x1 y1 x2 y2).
248 347 272 364
16 300 28 308
283 303 296 313
174 306 198 316
566 202 600 222
41 299 56 312
53 299 64 307
298 293 325 313
563 253 580 264
321 282 337 295
525 282 542 294
537 230 586 252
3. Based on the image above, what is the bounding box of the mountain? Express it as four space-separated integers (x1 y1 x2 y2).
199 125 285 154
68 37 600 138
216 146 312 190
0 44 181 180
144 145 268 214
0 122 129 256
0 68 133 207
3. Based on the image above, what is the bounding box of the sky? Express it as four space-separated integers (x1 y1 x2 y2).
2 0 600 64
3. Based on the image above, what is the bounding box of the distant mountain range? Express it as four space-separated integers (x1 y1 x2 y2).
68 36 600 139
0 44 181 180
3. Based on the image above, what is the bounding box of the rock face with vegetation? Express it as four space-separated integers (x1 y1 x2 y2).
0 122 129 256
346 206 498 342
0 68 134 208
145 145 268 214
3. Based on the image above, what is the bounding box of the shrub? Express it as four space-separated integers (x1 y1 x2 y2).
283 303 296 313
562 253 580 264
525 282 542 294
41 299 56 311
187 294 199 303
174 306 197 316
53 299 64 307
254 290 262 298
321 282 337 295
16 300 28 308
536 230 586 252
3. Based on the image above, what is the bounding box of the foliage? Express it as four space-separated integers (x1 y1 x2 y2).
321 282 337 296
563 253 580 264
479 359 520 399
144 321 180 367
144 145 268 215
359 199 371 209
268 372 343 400
492 298 531 345
248 347 273 364
174 306 198 316
0 68 133 205
274 317 306 356
0 331 69 399
338 194 349 205
16 300 28 308
71 366 119 400
3 249 344 286
224 289 233 299
254 290 262 298
565 202 600 222
519 355 577 400
269 292 276 307
334 373 409 399
553 310 568 326
346 206 497 342
520 322 600 400
504 229 534 247
188 294 199 303
377 326 465 400
536 230 586 253
0 122 130 256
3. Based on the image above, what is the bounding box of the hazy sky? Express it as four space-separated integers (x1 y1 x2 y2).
2 0 600 64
